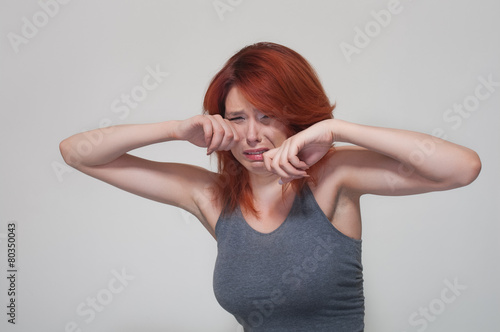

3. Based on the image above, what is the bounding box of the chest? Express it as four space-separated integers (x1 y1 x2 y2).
241 196 295 234
213 210 364 329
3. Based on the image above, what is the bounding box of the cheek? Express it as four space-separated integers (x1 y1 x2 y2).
274 129 289 145
278 134 288 146
233 125 245 138
262 125 287 144
272 122 290 141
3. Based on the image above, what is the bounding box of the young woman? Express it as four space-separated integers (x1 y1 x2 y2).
59 42 481 331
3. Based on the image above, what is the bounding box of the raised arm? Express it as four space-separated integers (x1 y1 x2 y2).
59 115 239 236
330 119 481 195
60 121 178 167
263 118 481 196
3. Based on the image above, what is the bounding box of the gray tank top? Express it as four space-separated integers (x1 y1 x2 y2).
213 184 364 331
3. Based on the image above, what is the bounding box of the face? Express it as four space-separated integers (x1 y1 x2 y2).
224 86 288 175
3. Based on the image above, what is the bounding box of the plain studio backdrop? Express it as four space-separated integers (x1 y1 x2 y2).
0 0 499 331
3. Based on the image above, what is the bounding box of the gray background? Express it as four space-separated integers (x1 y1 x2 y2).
1 0 499 331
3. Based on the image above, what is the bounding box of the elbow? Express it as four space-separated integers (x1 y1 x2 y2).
59 139 72 165
59 138 81 168
454 150 482 188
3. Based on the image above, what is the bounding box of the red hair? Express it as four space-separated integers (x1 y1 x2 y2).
203 42 335 216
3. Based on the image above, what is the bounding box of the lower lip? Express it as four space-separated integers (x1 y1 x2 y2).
244 152 265 161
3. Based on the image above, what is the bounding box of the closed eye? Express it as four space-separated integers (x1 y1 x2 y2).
259 114 272 124
228 116 244 121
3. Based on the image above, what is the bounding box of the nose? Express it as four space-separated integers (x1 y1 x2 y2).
245 118 262 145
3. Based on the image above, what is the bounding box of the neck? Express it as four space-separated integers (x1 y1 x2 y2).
247 172 294 207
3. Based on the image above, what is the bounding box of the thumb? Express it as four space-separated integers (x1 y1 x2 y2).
262 148 278 172
202 118 213 150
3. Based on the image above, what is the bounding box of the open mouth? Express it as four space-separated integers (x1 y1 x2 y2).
243 148 269 155
243 148 269 161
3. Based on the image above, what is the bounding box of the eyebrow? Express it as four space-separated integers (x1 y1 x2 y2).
225 110 245 118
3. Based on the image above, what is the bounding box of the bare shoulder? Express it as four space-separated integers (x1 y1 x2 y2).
153 161 225 236
187 168 227 235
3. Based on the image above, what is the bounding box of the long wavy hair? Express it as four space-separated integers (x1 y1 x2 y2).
203 42 335 217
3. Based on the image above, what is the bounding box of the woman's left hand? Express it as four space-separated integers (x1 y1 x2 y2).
263 119 335 184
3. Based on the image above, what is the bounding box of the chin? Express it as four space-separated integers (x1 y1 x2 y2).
240 160 267 174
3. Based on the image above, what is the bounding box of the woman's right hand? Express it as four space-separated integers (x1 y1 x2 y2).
175 114 240 155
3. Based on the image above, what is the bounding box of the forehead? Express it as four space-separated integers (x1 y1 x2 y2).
225 87 255 113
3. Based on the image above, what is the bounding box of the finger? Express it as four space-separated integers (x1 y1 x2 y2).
275 141 308 177
263 148 278 173
201 116 213 149
226 120 241 149
272 156 302 179
265 143 308 179
289 158 309 171
206 116 225 154
283 138 309 170
209 115 241 152
287 148 309 170
264 148 291 178
216 117 240 151
276 160 308 178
